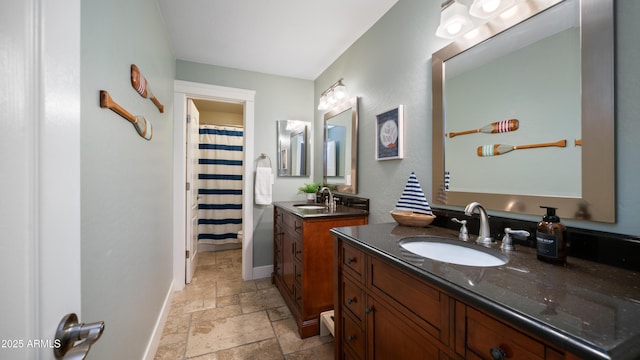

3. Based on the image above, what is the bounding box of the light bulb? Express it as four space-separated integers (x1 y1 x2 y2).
470 0 515 19
447 22 463 35
317 96 328 110
482 0 501 13
327 90 338 105
436 1 474 39
333 84 347 100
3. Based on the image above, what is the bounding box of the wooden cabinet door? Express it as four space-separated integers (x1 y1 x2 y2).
367 297 440 360
273 227 284 279
282 230 296 296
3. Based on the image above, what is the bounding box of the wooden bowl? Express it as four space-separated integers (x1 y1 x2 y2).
390 211 436 227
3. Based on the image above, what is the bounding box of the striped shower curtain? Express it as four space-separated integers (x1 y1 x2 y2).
198 125 244 244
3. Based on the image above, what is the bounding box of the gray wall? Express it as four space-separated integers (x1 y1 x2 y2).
315 0 448 224
176 61 315 266
315 0 640 236
80 0 175 358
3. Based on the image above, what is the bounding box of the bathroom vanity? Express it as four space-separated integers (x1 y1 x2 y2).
332 223 640 360
273 201 368 338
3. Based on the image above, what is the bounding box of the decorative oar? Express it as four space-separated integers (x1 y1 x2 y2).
477 139 566 157
99 90 153 141
447 119 519 138
130 64 164 113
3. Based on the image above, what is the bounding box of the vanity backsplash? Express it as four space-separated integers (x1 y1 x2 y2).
432 208 640 272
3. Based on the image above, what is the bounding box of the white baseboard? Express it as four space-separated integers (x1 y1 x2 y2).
142 280 174 360
252 265 274 280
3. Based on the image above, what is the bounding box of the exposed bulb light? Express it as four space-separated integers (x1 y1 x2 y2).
436 0 474 39
333 83 347 100
470 0 516 19
436 0 530 40
317 96 329 111
327 90 338 105
317 79 348 111
483 0 501 12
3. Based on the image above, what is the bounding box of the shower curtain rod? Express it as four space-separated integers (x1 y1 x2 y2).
200 124 244 129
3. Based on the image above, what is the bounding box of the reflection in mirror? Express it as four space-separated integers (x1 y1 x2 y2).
324 97 358 194
277 120 309 177
446 0 580 198
432 0 614 222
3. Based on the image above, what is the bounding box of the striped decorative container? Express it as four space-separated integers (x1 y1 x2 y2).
391 172 436 227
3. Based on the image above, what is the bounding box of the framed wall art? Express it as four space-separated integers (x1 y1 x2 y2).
375 105 404 160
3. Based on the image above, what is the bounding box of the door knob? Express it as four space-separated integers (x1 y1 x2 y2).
54 313 105 359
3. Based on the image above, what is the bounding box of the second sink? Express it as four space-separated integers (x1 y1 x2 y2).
293 204 326 210
399 236 508 267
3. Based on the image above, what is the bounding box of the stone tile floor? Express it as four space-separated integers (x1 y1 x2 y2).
154 249 334 359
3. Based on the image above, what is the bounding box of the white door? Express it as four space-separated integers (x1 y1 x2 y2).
0 1 100 359
185 99 200 283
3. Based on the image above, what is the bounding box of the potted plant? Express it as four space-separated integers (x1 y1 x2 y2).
298 183 321 201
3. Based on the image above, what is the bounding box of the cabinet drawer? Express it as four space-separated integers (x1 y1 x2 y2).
341 242 365 283
466 307 546 360
282 211 303 234
369 256 448 342
343 277 365 326
342 312 365 359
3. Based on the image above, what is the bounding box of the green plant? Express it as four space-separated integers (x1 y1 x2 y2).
297 183 321 194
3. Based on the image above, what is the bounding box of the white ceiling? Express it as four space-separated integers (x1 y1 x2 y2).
156 0 398 80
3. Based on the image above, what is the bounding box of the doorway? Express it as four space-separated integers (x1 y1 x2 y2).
173 81 256 291
191 99 245 252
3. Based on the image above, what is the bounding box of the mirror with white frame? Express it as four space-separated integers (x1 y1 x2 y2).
324 97 358 194
277 120 309 177
432 0 614 222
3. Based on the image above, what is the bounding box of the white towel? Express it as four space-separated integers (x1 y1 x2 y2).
326 140 336 176
255 167 272 205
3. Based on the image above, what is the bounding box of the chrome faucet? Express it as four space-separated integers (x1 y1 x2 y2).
464 202 493 245
319 187 335 210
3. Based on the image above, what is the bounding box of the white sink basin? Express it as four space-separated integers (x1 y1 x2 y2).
399 236 508 267
294 204 326 210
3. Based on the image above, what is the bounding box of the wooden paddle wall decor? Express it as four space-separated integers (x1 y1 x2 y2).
131 64 164 113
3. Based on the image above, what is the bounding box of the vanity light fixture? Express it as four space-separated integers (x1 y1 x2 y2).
470 0 516 19
436 0 523 39
436 0 474 39
318 79 348 111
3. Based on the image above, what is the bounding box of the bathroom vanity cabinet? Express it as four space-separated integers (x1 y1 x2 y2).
273 202 368 338
335 239 576 360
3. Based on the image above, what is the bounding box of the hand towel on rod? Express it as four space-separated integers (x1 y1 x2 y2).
255 166 272 205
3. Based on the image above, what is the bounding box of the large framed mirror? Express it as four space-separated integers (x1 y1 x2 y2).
432 0 614 222
277 120 309 177
324 97 359 194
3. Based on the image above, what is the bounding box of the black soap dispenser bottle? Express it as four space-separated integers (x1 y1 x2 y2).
536 206 568 265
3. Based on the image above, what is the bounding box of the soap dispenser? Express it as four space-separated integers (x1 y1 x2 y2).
536 206 568 265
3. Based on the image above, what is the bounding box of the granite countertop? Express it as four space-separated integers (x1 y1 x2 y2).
274 201 368 219
330 223 640 360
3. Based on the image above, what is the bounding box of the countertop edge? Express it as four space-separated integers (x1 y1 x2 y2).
331 227 626 360
274 201 368 219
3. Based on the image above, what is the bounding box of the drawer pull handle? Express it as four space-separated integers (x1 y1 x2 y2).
347 335 356 342
294 223 302 231
364 307 373 313
347 297 356 304
489 347 506 360
347 257 356 264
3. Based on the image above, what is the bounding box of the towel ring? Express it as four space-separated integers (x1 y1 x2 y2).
256 153 272 169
